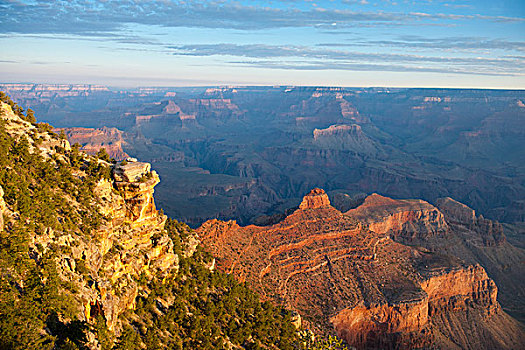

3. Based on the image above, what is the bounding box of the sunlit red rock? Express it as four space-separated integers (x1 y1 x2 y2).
198 189 525 349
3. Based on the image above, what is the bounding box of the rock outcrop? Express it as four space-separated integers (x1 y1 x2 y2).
347 193 448 242
436 197 505 246
59 127 130 161
78 163 176 331
0 100 180 335
198 189 525 349
29 160 178 333
113 160 151 183
299 188 331 210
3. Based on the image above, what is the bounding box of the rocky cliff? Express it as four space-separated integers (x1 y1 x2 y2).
59 126 130 161
73 160 178 333
347 193 449 243
0 99 178 345
424 197 525 323
0 96 307 350
198 189 525 349
436 197 505 246
312 124 384 157
341 192 524 324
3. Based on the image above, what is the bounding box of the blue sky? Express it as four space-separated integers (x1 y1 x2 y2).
1 0 524 88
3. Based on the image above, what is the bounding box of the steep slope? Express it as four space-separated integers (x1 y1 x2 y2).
0 97 178 348
346 192 525 324
346 193 448 242
0 95 302 350
432 197 525 322
59 126 130 160
198 189 525 349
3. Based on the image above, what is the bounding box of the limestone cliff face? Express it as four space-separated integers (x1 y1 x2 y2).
31 172 175 336
27 156 178 334
331 298 430 349
331 264 500 349
312 124 384 156
182 98 242 120
421 264 498 314
347 193 448 242
198 189 525 350
79 161 177 331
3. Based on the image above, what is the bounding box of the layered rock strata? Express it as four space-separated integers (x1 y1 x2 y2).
80 164 176 331
32 162 177 332
347 193 448 243
198 189 524 349
436 197 505 246
340 191 525 326
59 127 130 161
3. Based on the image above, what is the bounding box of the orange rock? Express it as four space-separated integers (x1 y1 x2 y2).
299 188 331 210
198 188 525 349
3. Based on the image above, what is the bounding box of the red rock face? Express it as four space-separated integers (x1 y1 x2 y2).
421 265 498 314
197 189 525 349
331 300 430 348
59 127 130 160
298 188 331 209
347 193 448 242
436 197 505 246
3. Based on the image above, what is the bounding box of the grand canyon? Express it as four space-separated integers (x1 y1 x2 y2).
0 84 523 349
2 0 524 348
3 84 524 227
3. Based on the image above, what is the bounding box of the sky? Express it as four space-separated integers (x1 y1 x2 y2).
0 0 524 88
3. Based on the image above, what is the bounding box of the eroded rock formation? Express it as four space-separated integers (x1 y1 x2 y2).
347 193 448 243
436 197 505 246
198 189 525 349
1 100 180 334
32 162 177 332
299 188 331 209
343 192 525 325
79 164 176 331
60 127 130 160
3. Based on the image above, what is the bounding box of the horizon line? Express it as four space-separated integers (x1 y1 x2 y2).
1 82 524 91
